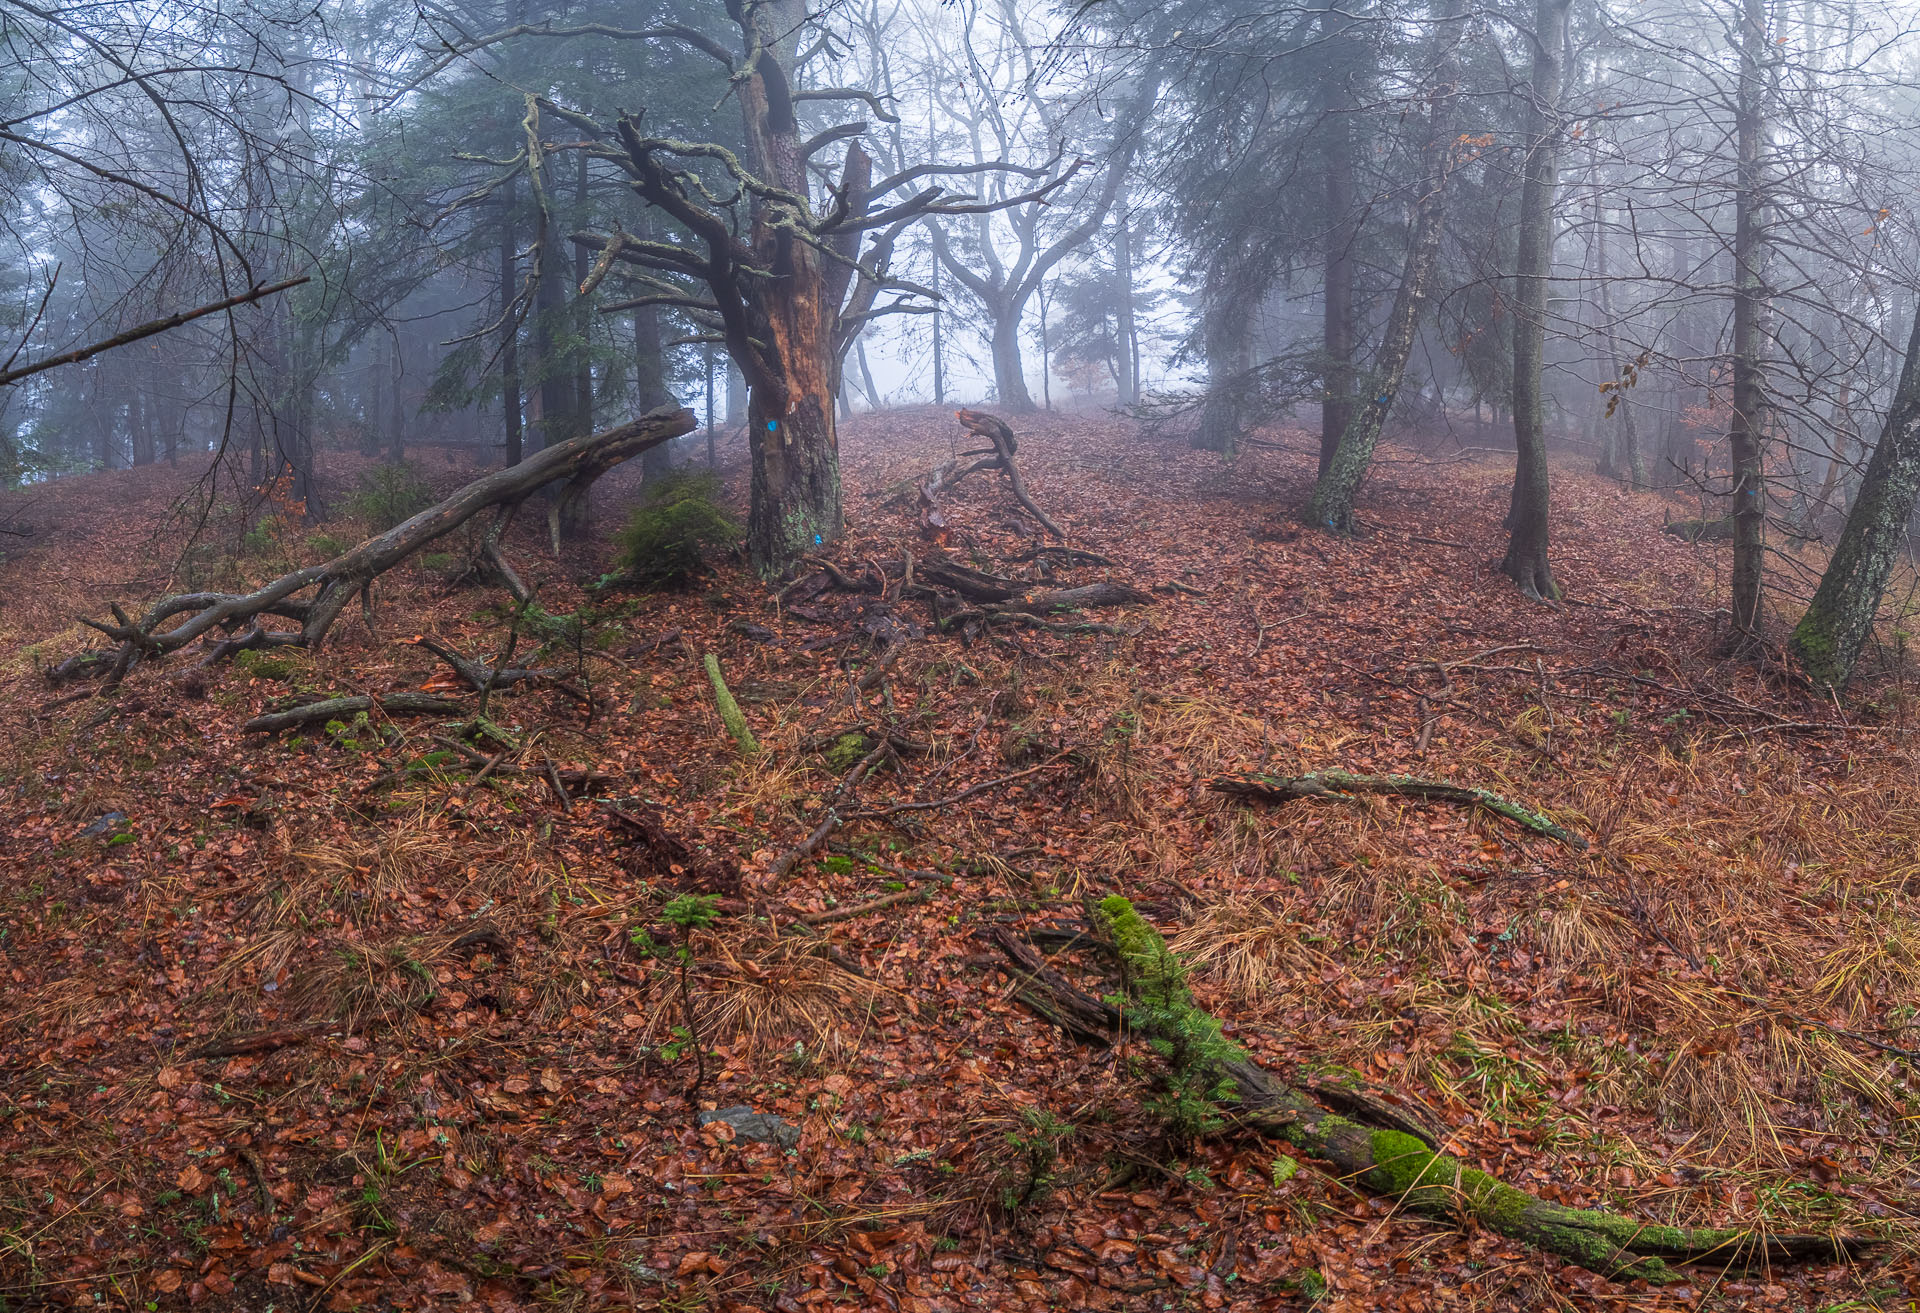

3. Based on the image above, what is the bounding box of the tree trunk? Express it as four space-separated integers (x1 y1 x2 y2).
499 184 524 467
1790 311 1920 689
1319 0 1359 480
387 336 405 463
1305 0 1465 534
1194 261 1253 456
1500 0 1573 602
634 251 674 481
1729 0 1772 639
990 309 1036 412
1113 190 1138 406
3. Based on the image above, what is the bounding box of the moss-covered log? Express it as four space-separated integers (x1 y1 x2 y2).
703 652 759 755
1069 897 1867 1284
1210 769 1586 849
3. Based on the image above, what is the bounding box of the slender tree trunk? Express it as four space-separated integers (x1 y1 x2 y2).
1319 0 1359 480
1500 0 1574 601
572 152 595 436
1791 309 1920 688
1306 0 1465 533
856 339 883 411
1113 190 1138 406
500 183 523 467
633 222 674 480
1728 0 1772 640
388 336 405 463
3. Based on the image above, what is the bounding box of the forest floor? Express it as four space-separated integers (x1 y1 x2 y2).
2 407 1919 1312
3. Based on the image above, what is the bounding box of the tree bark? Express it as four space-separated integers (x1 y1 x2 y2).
1790 310 1920 689
1500 0 1573 602
1113 188 1139 406
1305 0 1465 534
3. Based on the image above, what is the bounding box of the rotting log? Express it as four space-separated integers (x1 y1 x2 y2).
998 898 1868 1284
1210 770 1586 850
68 405 694 683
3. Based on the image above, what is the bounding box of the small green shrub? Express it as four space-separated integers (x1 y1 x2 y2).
306 532 353 560
612 472 739 588
345 462 436 532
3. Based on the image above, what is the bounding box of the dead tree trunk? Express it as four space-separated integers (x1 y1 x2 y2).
71 406 694 681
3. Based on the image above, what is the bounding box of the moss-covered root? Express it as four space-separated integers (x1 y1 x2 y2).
1093 896 1862 1285
1209 769 1587 850
702 652 759 755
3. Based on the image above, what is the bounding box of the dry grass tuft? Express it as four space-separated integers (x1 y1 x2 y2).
1170 895 1317 1002
695 934 883 1055
287 931 457 1032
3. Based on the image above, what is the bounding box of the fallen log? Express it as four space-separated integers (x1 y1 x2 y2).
244 692 462 734
70 405 694 682
1210 770 1586 850
998 898 1867 1284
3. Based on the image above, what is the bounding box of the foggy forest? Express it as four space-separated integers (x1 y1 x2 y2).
11 0 1920 1306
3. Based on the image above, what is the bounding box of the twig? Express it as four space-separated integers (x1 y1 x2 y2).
845 753 1073 820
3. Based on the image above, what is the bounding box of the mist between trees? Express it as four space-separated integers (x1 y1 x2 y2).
4 0 1920 676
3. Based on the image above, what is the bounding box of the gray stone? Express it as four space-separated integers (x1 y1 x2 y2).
697 1105 799 1148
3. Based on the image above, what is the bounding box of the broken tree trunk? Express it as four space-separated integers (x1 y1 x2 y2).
1210 770 1586 849
999 898 1865 1284
72 406 695 682
918 410 1067 540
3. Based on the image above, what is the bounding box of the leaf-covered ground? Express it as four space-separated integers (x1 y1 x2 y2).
2 408 1918 1311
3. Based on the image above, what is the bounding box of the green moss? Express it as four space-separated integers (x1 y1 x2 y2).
824 733 872 771
235 648 301 682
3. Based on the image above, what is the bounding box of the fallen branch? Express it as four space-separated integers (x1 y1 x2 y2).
244 693 462 735
999 900 1867 1284
1211 770 1586 850
68 405 694 683
703 652 759 754
769 738 892 879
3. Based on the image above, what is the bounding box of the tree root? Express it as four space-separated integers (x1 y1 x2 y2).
994 899 1870 1284
1210 769 1586 849
916 410 1068 540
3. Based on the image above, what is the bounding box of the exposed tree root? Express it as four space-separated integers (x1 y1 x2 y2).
916 409 1067 540
1210 769 1587 849
995 899 1870 1285
69 406 693 683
